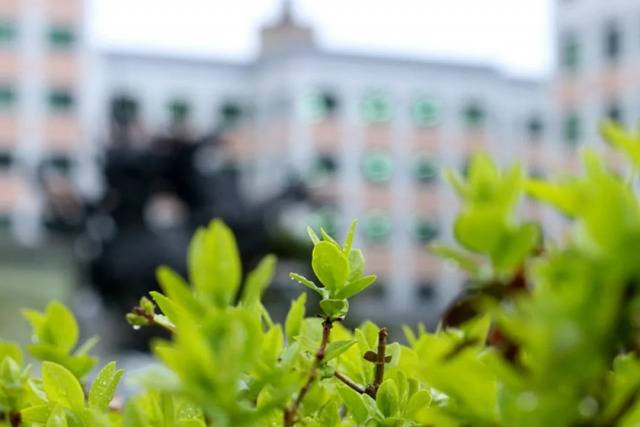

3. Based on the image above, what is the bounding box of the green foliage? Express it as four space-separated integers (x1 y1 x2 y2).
6 123 640 425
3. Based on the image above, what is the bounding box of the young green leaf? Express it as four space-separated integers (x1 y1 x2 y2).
0 340 23 366
336 275 377 299
188 219 242 308
285 293 307 342
312 241 349 292
307 226 320 245
241 255 276 306
46 405 68 427
42 362 85 409
89 361 125 411
343 220 358 255
376 379 400 417
23 301 79 353
289 273 325 297
337 384 369 424
319 298 349 318
324 340 357 362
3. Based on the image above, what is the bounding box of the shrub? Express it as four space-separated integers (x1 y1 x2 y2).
3 121 640 426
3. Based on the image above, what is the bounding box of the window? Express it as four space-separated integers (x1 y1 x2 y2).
361 92 392 123
111 95 139 126
43 155 73 174
606 102 623 123
412 96 441 126
0 19 16 43
364 212 392 244
362 152 393 183
526 116 544 139
417 281 437 301
560 32 580 72
48 89 74 111
48 25 75 48
0 86 16 109
462 101 485 128
414 155 437 183
415 218 438 243
219 102 243 127
563 112 581 145
0 151 12 169
168 99 190 122
604 22 622 63
305 91 339 120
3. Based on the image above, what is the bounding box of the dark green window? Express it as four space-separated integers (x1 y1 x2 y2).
462 101 485 128
306 91 338 120
417 281 436 301
361 92 391 123
527 116 544 139
415 219 438 243
563 112 581 146
44 155 73 174
310 154 338 182
364 213 392 244
168 99 190 122
604 23 622 63
0 19 16 43
561 33 580 72
0 151 12 169
219 102 243 127
48 25 75 48
414 155 437 183
111 95 139 126
412 96 441 126
606 103 623 123
48 89 74 111
362 152 393 183
0 86 16 108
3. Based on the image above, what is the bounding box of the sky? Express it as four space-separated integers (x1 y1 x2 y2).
91 0 554 78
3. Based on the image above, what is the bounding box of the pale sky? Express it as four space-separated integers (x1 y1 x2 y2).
91 0 554 78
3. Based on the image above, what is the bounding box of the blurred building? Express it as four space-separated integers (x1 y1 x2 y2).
13 0 635 316
91 1 547 316
0 0 99 243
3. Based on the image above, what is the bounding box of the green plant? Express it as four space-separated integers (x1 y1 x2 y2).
5 121 640 426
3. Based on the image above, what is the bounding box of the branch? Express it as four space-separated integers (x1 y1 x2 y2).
334 371 366 394
130 307 176 334
284 317 335 427
365 327 388 398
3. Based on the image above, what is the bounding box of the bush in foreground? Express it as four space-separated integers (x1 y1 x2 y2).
3 122 640 426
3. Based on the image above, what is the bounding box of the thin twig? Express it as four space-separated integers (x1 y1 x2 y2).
365 327 388 398
131 307 176 334
284 317 334 427
9 411 21 427
334 371 366 394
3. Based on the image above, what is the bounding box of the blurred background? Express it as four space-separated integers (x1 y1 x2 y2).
0 0 634 353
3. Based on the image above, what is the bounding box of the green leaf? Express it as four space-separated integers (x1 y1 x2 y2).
23 301 79 353
336 275 377 299
21 404 54 424
405 390 431 417
156 266 203 315
289 273 326 297
307 226 320 245
46 406 68 427
312 241 349 292
42 362 85 409
377 379 400 417
188 219 242 307
347 249 366 282
337 384 369 423
241 255 276 306
319 299 349 319
343 220 358 255
150 291 181 324
89 361 124 411
0 340 23 366
324 340 357 362
285 293 307 341
429 243 480 275
320 227 340 246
